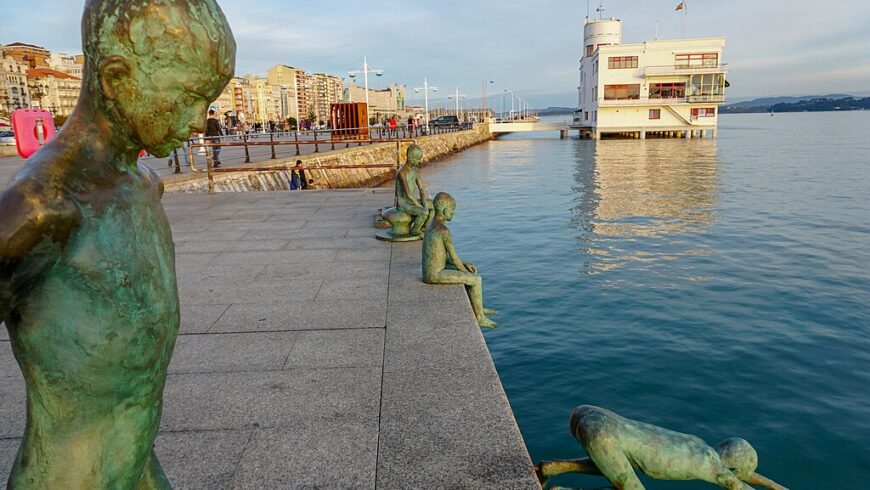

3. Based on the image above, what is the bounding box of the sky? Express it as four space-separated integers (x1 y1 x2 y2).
3 0 869 108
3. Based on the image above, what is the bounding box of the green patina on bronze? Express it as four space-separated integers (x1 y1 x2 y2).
0 1 235 488
536 405 788 490
376 143 435 242
422 192 497 328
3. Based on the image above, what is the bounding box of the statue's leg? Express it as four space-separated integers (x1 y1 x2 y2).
433 269 496 328
405 204 429 235
584 444 645 490
423 199 435 230
136 449 172 490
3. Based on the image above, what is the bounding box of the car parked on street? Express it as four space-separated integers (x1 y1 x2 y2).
0 131 16 145
428 115 460 127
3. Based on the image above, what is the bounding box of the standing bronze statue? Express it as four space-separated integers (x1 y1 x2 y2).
376 143 435 242
535 405 788 490
422 192 497 328
0 1 235 488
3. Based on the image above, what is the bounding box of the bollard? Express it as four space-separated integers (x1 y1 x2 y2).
243 133 251 163
313 130 319 153
269 131 276 159
206 152 215 194
173 148 181 174
294 131 300 156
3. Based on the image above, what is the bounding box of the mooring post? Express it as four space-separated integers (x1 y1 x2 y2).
294 130 300 156
269 131 276 159
243 133 251 163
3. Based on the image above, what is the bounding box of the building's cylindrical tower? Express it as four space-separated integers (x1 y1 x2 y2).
583 18 622 58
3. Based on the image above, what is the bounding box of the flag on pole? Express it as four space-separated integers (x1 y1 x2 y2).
675 2 685 10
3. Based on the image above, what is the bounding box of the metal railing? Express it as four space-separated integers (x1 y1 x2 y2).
189 137 421 194
140 123 473 176
598 95 726 106
644 63 728 76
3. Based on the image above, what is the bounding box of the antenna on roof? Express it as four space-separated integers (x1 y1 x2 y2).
596 0 605 20
586 0 590 19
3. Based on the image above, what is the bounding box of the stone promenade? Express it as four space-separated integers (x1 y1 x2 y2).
0 189 539 489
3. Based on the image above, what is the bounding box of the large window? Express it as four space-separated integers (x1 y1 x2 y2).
690 74 726 97
586 45 595 57
604 84 640 100
650 82 686 99
608 56 638 69
676 53 719 68
691 107 716 118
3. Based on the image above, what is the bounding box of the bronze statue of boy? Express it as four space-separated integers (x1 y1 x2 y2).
0 0 235 488
396 143 434 237
422 192 497 328
536 405 788 490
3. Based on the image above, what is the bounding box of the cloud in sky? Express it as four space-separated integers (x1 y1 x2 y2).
2 0 869 107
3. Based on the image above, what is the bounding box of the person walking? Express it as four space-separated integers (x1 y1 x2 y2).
205 109 223 167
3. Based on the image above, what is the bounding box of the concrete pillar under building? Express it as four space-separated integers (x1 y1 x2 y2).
560 129 568 140
592 130 600 140
640 130 646 140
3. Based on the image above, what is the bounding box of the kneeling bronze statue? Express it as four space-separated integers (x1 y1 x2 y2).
536 405 788 490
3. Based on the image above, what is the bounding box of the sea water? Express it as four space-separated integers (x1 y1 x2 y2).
420 112 870 488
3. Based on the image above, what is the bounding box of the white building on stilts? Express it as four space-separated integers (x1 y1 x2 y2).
572 16 727 140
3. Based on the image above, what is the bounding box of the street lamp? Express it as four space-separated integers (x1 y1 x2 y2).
448 87 466 119
504 89 516 120
348 56 383 110
414 77 438 131
483 80 494 121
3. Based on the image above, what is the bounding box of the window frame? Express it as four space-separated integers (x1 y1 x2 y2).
649 109 661 120
607 56 638 70
603 84 641 100
649 82 687 99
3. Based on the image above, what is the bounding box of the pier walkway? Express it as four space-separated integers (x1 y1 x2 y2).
0 189 539 489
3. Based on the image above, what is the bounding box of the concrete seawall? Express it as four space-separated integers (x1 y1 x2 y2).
165 126 493 193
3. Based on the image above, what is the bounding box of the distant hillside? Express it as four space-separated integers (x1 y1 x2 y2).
768 97 870 113
537 106 575 116
722 94 855 113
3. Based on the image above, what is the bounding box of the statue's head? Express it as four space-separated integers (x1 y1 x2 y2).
433 192 456 221
82 0 236 157
715 438 758 481
406 143 423 167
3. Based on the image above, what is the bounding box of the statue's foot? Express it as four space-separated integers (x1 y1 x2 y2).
484 308 498 316
477 316 497 329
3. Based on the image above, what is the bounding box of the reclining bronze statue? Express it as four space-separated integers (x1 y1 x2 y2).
422 192 497 328
376 143 434 242
536 405 788 490
0 0 235 487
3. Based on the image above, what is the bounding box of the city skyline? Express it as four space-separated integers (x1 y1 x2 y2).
3 0 869 108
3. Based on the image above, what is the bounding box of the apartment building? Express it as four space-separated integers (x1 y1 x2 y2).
574 18 727 139
346 81 407 118
27 68 82 117
1 52 31 114
309 73 344 124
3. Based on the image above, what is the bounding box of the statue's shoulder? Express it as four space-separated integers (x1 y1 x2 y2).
138 162 165 197
0 166 81 260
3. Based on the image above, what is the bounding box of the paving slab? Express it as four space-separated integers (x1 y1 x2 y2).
156 430 253 490
0 190 538 489
230 425 378 490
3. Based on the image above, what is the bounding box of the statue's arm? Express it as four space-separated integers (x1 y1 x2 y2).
443 230 469 272
415 174 428 202
0 186 78 322
398 171 420 207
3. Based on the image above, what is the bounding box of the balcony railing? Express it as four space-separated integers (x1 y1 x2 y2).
644 63 729 76
598 95 726 107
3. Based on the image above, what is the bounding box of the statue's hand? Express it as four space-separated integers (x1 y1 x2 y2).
465 262 477 274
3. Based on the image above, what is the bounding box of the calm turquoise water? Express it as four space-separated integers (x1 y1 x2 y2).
420 112 870 488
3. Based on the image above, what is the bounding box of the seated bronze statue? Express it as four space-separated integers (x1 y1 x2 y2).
422 192 497 328
0 0 234 487
376 143 434 242
536 405 788 490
